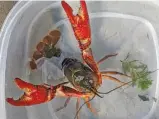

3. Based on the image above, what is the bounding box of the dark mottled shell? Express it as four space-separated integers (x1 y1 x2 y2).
62 58 98 92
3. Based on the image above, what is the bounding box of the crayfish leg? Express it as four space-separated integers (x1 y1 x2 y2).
76 98 80 119
55 97 71 112
101 71 131 78
97 53 118 65
83 97 97 115
102 75 125 84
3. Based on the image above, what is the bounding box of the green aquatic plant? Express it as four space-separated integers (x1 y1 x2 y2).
120 53 153 90
44 45 61 58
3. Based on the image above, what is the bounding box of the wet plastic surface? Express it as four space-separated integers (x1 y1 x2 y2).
1 1 159 119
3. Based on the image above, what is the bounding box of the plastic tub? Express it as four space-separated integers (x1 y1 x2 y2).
1 1 159 119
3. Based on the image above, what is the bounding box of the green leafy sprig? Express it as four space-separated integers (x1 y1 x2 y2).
120 53 153 90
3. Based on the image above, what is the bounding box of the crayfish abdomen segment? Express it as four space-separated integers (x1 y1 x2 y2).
62 58 99 92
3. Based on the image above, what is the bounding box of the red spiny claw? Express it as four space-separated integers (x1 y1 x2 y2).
62 0 91 51
6 79 88 106
6 78 55 106
62 0 101 84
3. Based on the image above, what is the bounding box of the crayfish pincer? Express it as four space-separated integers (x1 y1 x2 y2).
6 78 89 106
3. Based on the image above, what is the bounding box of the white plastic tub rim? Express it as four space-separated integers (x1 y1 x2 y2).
0 1 30 119
1 1 159 119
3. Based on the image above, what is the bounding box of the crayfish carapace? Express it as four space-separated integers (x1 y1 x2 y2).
6 0 132 119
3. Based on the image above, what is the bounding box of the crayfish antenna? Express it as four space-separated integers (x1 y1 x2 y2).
95 81 132 95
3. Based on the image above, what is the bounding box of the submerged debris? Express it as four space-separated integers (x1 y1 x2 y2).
138 95 149 101
138 94 157 102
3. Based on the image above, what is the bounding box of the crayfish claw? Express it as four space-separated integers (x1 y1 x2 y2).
79 0 89 20
6 93 32 106
61 0 75 25
6 78 56 106
6 98 21 106
14 78 37 94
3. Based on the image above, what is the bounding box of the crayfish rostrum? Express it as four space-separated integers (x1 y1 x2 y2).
6 0 132 119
